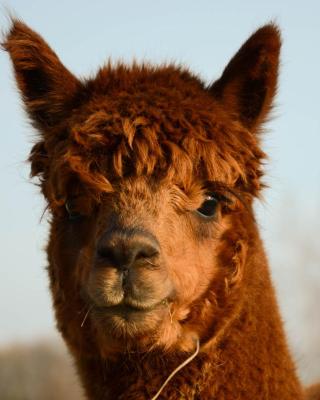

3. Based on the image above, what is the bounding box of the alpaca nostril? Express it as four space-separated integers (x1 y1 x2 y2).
96 234 160 270
96 245 125 267
132 244 159 262
96 247 114 261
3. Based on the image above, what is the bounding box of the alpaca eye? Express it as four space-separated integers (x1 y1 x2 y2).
65 200 82 220
196 194 219 218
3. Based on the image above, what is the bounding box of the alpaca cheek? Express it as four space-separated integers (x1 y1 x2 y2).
164 237 218 305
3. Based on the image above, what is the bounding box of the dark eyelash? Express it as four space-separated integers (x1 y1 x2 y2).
204 181 246 207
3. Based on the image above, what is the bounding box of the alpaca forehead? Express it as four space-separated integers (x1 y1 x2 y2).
70 99 222 159
75 79 220 138
66 112 232 191
55 97 252 203
68 94 236 173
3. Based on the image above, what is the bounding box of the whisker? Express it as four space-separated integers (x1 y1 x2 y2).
145 259 157 267
81 306 93 328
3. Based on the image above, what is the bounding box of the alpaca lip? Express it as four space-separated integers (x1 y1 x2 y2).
93 298 169 315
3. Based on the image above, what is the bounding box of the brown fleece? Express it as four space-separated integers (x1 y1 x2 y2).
4 19 318 399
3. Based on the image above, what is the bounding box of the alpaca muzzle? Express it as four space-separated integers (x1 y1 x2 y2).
85 226 175 325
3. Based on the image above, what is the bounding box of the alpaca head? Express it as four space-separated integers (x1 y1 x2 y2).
4 20 280 358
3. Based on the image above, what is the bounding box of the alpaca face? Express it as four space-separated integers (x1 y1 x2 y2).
4 21 280 355
52 174 224 348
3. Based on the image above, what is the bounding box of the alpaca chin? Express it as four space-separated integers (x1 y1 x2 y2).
91 300 197 357
90 303 173 351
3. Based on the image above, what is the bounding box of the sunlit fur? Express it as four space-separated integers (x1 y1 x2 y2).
4 19 317 399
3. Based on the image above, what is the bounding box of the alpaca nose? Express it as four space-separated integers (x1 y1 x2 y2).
96 231 160 270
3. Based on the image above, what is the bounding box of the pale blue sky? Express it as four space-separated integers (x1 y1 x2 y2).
0 1 319 380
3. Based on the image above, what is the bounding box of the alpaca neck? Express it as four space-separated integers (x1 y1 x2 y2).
197 234 304 399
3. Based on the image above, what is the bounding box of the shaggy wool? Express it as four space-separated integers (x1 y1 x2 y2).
3 19 319 400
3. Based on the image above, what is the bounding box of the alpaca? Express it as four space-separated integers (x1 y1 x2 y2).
3 19 319 399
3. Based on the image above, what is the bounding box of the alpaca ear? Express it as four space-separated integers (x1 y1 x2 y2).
210 24 281 131
3 19 81 129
